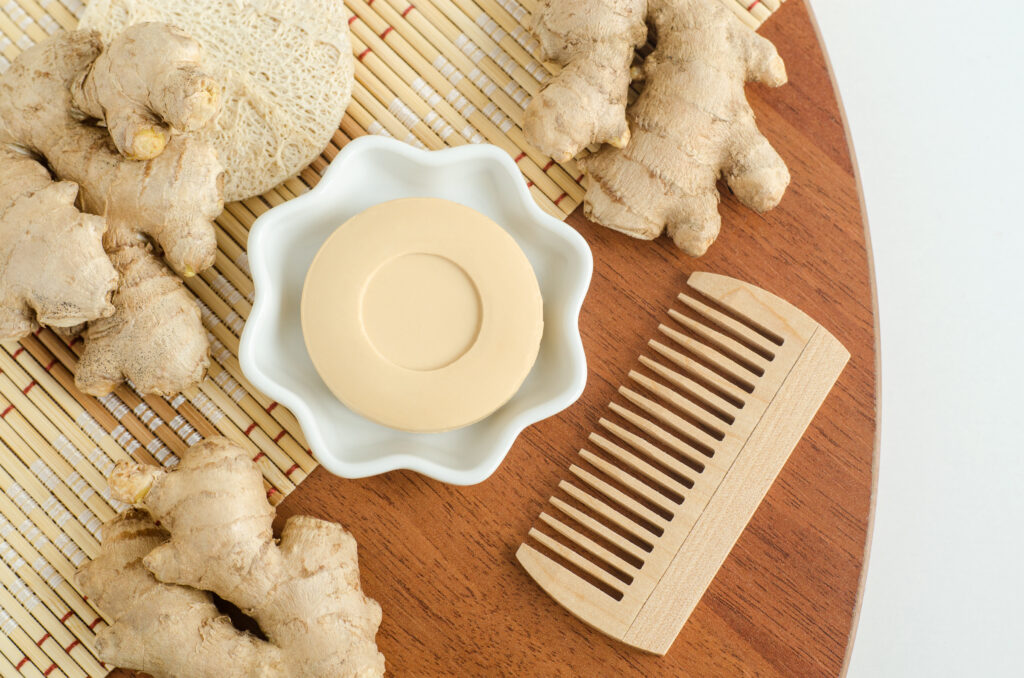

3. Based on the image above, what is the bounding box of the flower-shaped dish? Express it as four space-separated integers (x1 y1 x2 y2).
240 136 592 484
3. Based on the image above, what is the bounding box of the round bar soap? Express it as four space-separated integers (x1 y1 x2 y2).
301 198 544 433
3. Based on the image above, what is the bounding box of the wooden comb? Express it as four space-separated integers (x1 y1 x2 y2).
517 272 849 655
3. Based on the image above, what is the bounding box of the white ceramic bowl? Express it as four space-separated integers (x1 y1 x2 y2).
240 136 592 484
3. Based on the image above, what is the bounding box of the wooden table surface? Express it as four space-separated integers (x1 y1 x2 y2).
282 2 876 676
116 0 877 675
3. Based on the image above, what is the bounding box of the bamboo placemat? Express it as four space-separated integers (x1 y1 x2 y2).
0 0 785 674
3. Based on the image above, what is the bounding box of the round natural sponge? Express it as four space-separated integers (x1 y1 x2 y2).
79 0 354 201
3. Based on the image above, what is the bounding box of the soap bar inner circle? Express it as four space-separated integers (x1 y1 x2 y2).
361 253 482 371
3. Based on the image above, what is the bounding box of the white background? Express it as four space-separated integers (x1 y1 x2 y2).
808 2 1024 676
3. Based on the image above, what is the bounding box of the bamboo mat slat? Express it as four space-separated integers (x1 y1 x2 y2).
0 0 785 674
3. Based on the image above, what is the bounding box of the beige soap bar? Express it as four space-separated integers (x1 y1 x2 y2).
301 198 544 433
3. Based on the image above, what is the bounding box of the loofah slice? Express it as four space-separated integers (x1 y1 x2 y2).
79 0 354 201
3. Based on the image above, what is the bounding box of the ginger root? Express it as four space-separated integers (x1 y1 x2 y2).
77 510 286 677
75 246 208 396
78 437 386 678
525 0 790 256
70 21 220 161
0 23 224 393
524 0 647 163
0 147 117 340
1 26 223 277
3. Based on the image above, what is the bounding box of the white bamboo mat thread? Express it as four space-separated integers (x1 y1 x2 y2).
0 0 785 674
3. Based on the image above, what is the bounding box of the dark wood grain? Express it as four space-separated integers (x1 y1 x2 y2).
112 1 876 675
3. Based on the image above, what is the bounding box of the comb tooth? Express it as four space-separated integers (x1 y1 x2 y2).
609 403 708 471
588 432 689 498
618 389 719 453
629 369 728 434
650 339 749 404
666 310 768 375
569 465 668 531
657 325 755 392
539 512 639 577
677 293 778 358
559 481 656 544
528 528 628 593
550 496 649 562
597 419 699 484
578 449 677 515
686 271 811 344
639 356 738 422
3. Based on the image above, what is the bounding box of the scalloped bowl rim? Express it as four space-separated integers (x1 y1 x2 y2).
240 136 592 484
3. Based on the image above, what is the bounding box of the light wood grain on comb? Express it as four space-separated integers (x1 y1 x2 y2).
517 272 849 655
